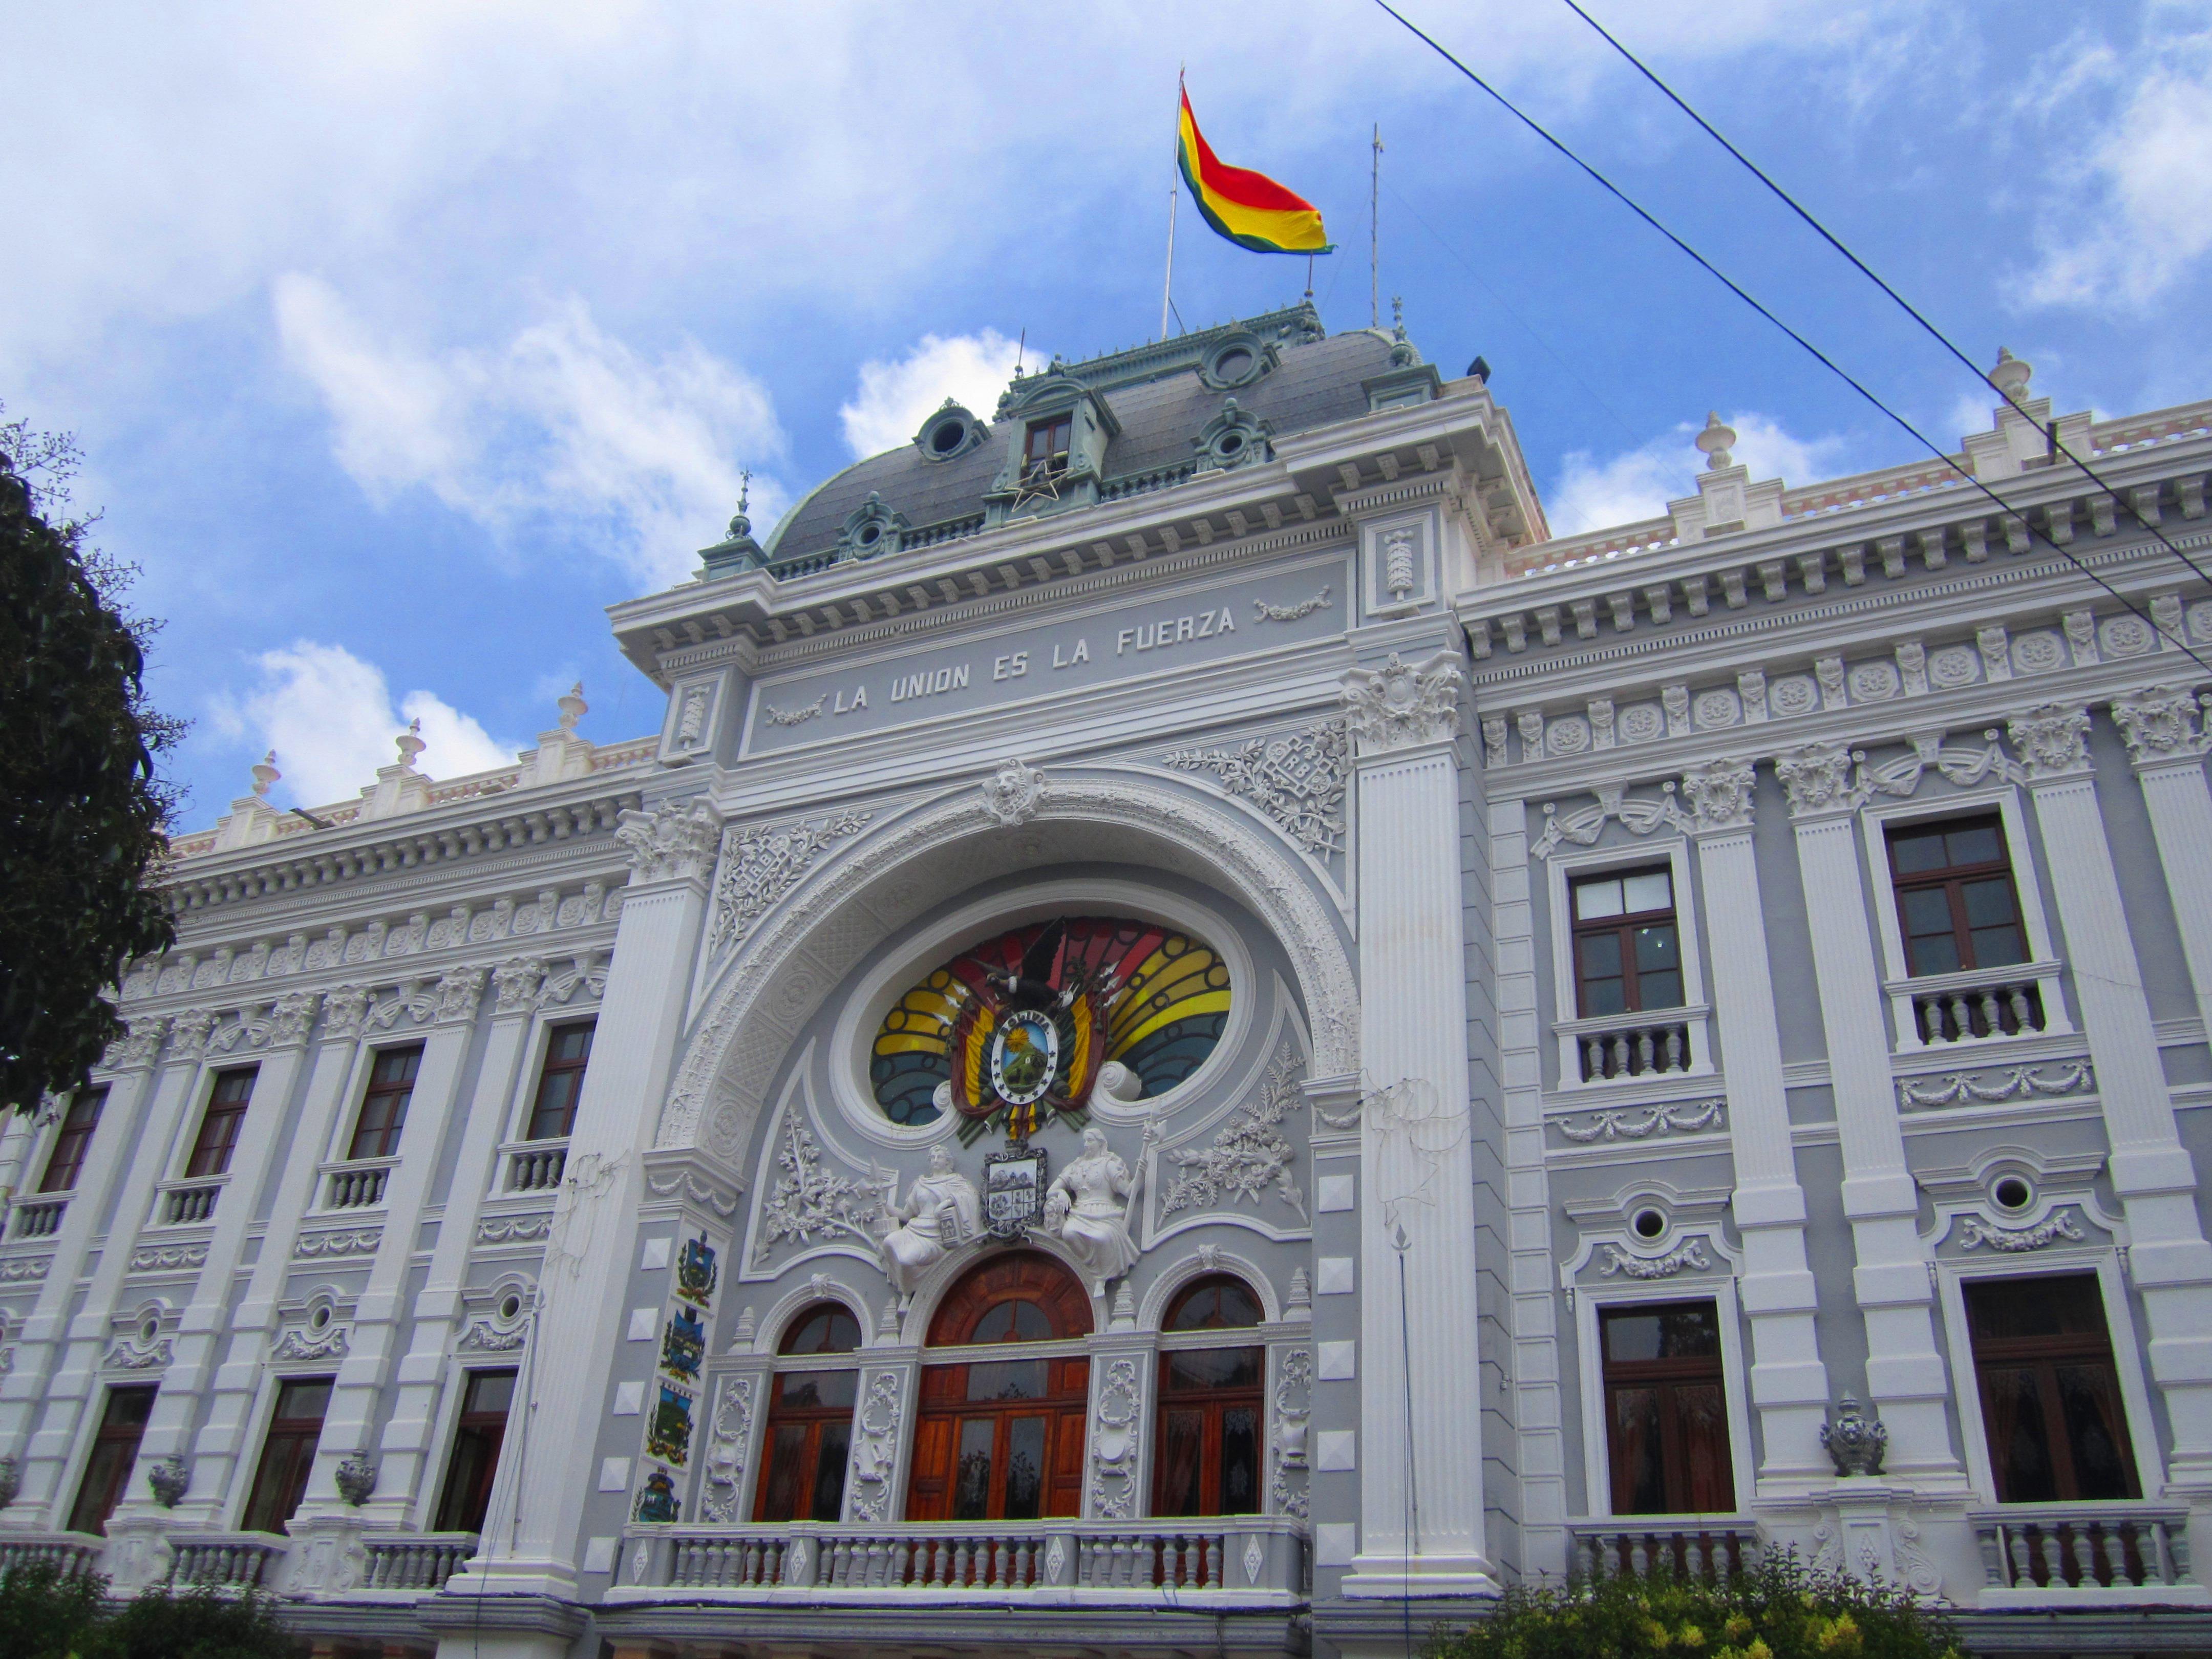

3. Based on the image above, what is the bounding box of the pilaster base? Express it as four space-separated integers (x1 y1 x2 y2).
437 1559 582 1604
416 1588 587 1659
1340 1551 1502 1598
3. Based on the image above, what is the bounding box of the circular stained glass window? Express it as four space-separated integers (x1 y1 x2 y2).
869 916 1231 1128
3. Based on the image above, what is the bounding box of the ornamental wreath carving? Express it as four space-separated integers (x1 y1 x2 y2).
1339 651 1462 753
2111 685 2210 767
1776 731 2027 819
752 1117 880 1266
1160 1041 1309 1221
616 798 725 884
1599 1238 1709 1279
708 810 871 960
1960 1207 2086 1252
2007 704 2092 780
1163 722 1348 857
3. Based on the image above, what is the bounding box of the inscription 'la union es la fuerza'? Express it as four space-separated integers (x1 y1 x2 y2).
811 604 1241 716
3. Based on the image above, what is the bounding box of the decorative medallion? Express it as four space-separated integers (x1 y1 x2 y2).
870 917 1230 1134
674 1235 718 1307
983 1143 1049 1239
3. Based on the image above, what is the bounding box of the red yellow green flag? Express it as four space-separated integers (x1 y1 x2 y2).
1177 86 1332 256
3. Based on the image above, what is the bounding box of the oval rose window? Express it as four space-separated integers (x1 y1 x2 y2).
870 917 1230 1128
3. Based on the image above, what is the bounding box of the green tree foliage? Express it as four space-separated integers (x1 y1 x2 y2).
1431 1556 1962 1659
0 409 182 1112
0 1558 105 1659
86 1583 306 1659
0 1564 305 1659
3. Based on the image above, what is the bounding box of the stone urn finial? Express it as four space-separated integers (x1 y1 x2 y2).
334 1454 378 1507
1695 411 1737 471
146 1455 189 1507
1820 1393 1888 1477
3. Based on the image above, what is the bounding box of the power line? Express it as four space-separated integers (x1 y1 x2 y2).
1556 0 2212 601
1368 0 2212 679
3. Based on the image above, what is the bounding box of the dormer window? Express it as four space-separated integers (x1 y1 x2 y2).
1023 416 1071 480
914 401 986 463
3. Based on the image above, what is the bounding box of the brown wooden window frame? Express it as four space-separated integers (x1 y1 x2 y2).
67 1382 157 1536
1884 812 2032 979
241 1376 332 1535
1151 1274 1266 1519
347 1044 423 1162
1599 1298 1738 1517
40 1087 107 1194
753 1302 863 1524
906 1252 1091 1523
525 1022 595 1142
185 1068 257 1179
1022 415 1072 480
434 1368 518 1534
1965 1272 2141 1504
1569 866 1685 1018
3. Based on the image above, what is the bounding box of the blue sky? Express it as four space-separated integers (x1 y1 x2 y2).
6 3 2208 828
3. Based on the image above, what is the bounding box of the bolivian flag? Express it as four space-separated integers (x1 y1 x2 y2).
1178 86 1332 256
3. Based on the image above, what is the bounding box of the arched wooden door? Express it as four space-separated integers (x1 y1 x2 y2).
907 1251 1092 1521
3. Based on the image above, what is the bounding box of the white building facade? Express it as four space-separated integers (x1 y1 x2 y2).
5 306 2212 1657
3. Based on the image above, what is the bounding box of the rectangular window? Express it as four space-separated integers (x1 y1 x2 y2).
434 1369 517 1534
40 1087 107 1194
347 1045 422 1161
241 1377 331 1535
185 1069 256 1178
1886 815 2030 977
525 1023 594 1141
1967 1274 2139 1503
753 1369 857 1523
1571 868 1684 1017
1152 1345 1265 1518
1023 415 1071 478
1601 1300 1736 1515
66 1384 156 1536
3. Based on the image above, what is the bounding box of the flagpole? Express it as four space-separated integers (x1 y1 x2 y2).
1162 74 1184 340
1371 122 1384 329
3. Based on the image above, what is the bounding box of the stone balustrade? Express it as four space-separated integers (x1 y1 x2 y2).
1567 1517 1761 1580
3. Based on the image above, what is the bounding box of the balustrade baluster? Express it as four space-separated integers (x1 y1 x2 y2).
1207 1534 1225 1589
2039 1527 2067 1586
953 1541 971 1585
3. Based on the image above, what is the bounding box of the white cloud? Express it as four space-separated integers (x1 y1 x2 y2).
839 330 1030 460
274 274 784 583
1549 414 1849 534
2013 29 2212 309
210 640 518 807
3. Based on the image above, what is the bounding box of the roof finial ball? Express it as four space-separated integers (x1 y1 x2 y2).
1695 411 1737 472
395 717 426 770
728 467 753 540
558 682 588 733
250 751 280 799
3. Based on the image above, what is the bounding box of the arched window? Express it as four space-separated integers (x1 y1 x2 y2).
1153 1274 1265 1517
908 1252 1091 1521
754 1303 863 1522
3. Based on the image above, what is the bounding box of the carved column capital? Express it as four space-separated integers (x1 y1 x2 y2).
165 1009 216 1061
434 967 488 1026
320 986 372 1041
265 991 322 1049
1339 651 1463 755
491 958 549 1018
615 797 725 885
2110 685 2210 771
1775 741 1861 819
1677 757 1756 834
2007 703 2094 782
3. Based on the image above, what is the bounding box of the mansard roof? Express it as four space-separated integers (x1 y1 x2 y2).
758 303 1408 569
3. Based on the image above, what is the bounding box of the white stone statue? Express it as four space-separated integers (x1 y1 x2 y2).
1044 1124 1154 1294
875 1145 981 1299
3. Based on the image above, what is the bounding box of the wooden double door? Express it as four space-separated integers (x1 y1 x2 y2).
906 1355 1088 1521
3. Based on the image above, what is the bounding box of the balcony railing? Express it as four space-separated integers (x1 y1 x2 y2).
157 1180 223 1226
1557 1010 1706 1084
11 1197 66 1239
364 1533 478 1590
614 1518 1309 1601
1973 1505 2201 1600
503 1143 567 1194
321 1160 394 1210
1889 963 2064 1052
166 1534 285 1588
0 1532 103 1577
1568 1518 1762 1580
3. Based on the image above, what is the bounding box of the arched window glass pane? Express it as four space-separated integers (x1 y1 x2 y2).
1165 1274 1264 1330
781 1304 862 1355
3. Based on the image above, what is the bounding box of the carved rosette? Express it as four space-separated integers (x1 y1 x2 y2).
2007 703 2093 780
2111 685 2210 769
492 958 549 1017
616 798 726 885
1677 758 1756 833
1339 651 1463 754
